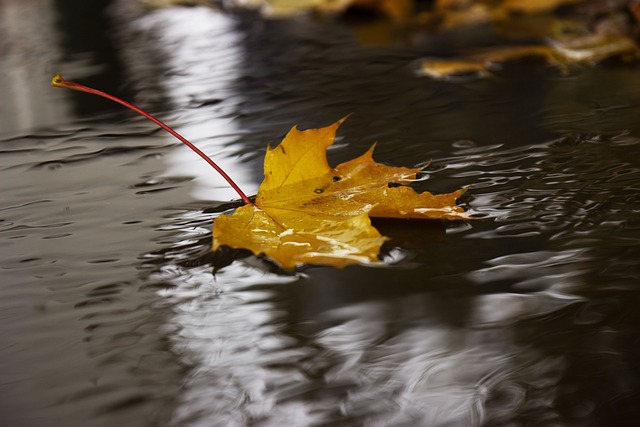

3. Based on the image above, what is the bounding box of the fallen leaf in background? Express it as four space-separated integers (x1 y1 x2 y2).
550 33 638 63
213 119 470 269
418 45 562 80
417 57 496 80
223 0 413 21
500 0 583 14
418 33 638 80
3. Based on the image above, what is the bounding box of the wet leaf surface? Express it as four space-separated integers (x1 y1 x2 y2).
213 119 470 269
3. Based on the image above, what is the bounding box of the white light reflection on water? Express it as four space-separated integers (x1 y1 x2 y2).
156 261 583 426
468 249 591 293
0 0 71 135
314 294 578 426
130 6 258 201
154 263 301 427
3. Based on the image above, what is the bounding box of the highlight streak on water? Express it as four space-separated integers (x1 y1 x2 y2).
126 7 258 202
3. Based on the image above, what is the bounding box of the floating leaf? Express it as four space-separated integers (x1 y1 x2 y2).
213 119 470 269
550 33 638 63
225 0 413 21
418 45 561 80
500 0 583 14
417 58 494 80
417 33 638 80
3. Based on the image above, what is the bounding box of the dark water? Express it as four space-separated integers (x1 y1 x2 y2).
2 2 640 426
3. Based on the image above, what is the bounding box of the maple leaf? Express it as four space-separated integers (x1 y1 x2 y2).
213 118 470 269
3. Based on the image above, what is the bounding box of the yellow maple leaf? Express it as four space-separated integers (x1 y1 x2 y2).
213 118 470 269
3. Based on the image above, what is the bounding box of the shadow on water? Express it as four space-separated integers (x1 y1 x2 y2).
1 2 640 427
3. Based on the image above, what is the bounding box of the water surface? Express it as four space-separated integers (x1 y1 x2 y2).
1 3 640 427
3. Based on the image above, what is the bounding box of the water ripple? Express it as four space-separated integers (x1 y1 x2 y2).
428 133 640 245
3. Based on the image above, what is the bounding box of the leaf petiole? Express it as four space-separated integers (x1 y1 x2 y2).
51 74 253 206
